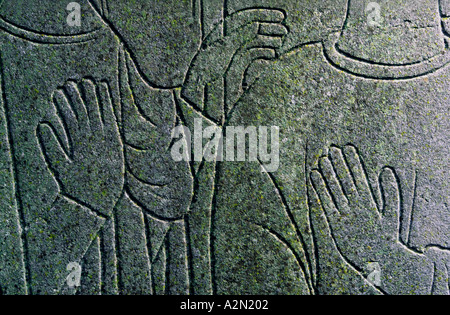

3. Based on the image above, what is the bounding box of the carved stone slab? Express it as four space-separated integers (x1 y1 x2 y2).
0 0 448 295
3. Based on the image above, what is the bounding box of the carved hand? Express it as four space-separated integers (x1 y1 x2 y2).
309 145 433 295
38 79 124 217
182 8 289 112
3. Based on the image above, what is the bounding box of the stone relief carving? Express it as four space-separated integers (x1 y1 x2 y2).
0 0 447 295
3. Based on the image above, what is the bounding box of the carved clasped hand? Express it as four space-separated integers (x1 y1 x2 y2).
182 8 289 112
38 79 124 217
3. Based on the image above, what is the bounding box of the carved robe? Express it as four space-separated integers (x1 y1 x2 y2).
0 12 193 295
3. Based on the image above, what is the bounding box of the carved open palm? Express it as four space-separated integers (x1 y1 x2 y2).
310 145 433 295
310 145 401 264
38 79 124 217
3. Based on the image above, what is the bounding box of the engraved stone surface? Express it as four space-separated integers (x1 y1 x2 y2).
0 0 448 295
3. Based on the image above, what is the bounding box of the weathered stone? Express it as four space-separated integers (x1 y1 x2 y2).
0 0 448 295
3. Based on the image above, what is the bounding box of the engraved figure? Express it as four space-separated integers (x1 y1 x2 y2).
218 0 449 294
1 0 447 295
0 0 290 294
95 0 290 296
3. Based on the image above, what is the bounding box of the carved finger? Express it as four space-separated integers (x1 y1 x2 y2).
226 9 286 35
38 123 71 176
247 35 283 50
259 23 289 36
329 146 358 202
343 145 378 211
319 156 349 214
310 170 340 220
81 78 103 133
52 89 78 150
64 81 90 132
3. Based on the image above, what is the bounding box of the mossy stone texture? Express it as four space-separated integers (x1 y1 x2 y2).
0 0 448 295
